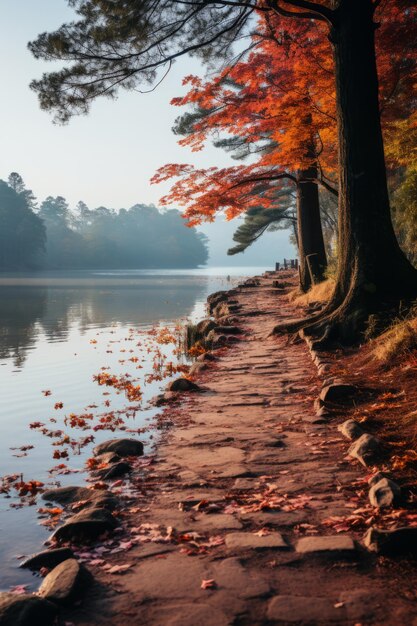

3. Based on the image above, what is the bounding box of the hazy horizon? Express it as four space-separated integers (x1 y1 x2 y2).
0 0 295 266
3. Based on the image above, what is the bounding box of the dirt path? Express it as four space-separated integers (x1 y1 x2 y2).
71 273 417 626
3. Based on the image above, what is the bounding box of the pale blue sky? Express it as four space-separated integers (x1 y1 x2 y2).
0 0 294 265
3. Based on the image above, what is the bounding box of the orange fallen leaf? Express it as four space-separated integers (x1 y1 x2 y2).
38 507 63 516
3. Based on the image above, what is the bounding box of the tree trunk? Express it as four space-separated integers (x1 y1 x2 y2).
296 165 327 292
329 0 417 318
276 0 417 342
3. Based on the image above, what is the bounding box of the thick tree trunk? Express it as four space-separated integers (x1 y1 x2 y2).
276 0 417 342
329 0 417 318
296 165 327 292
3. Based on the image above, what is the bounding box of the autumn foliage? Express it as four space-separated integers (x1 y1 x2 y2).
153 5 416 230
152 16 337 225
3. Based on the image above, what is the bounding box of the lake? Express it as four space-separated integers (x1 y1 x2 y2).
0 267 265 590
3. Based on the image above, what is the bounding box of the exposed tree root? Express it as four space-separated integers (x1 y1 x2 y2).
272 290 417 347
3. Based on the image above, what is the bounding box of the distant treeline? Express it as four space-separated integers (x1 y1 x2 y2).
0 173 208 270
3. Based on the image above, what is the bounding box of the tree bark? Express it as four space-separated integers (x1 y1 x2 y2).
276 0 417 342
296 164 327 292
329 0 417 316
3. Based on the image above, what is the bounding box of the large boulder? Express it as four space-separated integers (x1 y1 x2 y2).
215 325 241 335
42 486 118 511
20 547 74 571
51 507 117 543
38 559 87 606
206 330 239 349
99 461 131 480
363 526 417 555
337 419 365 441
0 593 58 626
207 290 228 305
207 291 228 314
348 434 383 467
319 381 358 406
95 451 121 464
93 438 144 457
212 302 230 319
166 378 202 393
369 478 401 508
195 318 217 337
42 486 98 505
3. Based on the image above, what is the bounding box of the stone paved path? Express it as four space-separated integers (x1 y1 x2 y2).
72 273 417 626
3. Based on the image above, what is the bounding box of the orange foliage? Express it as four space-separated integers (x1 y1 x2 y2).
152 5 417 225
93 372 142 402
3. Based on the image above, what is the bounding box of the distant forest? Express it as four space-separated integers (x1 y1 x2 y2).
0 173 208 270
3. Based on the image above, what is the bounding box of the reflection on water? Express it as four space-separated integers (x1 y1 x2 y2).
0 268 267 369
0 267 265 589
0 283 207 368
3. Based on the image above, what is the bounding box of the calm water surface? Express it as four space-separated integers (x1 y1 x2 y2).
0 267 265 589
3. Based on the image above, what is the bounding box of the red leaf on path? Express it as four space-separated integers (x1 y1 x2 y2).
42 390 52 396
201 579 216 590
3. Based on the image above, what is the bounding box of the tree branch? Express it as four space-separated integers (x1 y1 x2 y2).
230 170 338 196
230 172 298 188
268 0 336 25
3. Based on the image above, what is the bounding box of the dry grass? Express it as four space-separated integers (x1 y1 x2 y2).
289 278 335 306
373 315 417 363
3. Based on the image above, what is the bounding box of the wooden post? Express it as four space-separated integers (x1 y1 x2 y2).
306 253 321 285
294 258 299 270
275 262 280 271
283 258 288 270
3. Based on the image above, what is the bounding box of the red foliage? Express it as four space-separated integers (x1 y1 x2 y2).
152 5 417 225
